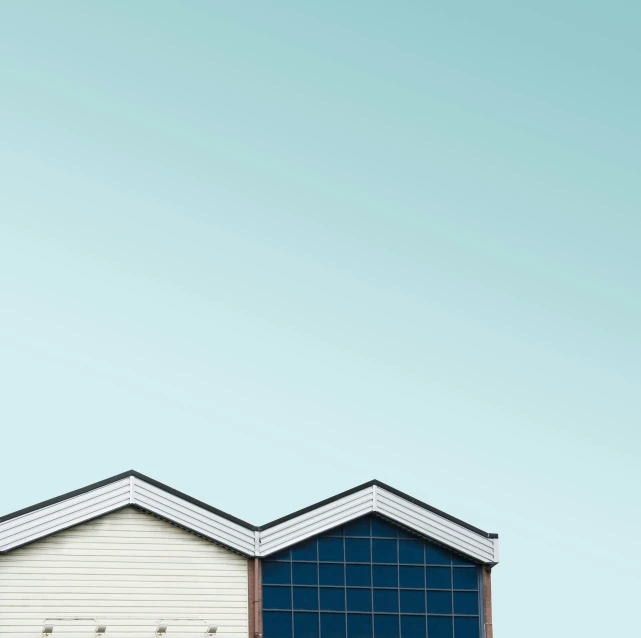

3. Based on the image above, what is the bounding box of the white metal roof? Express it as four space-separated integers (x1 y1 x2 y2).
0 471 499 564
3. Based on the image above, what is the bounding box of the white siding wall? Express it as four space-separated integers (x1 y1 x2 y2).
0 507 248 637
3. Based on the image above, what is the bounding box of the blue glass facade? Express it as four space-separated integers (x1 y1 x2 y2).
262 516 481 638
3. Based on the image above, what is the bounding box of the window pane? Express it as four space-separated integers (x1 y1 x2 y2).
346 539 371 563
346 564 371 587
264 612 293 638
398 529 417 539
426 591 451 615
401 615 426 638
346 588 372 612
372 518 398 538
452 555 474 566
425 567 451 589
373 589 398 613
400 590 425 614
320 563 344 586
453 592 478 615
399 566 424 589
319 538 344 562
399 541 423 565
263 586 291 610
292 539 318 561
270 549 291 561
293 563 318 586
264 562 291 585
452 568 477 590
347 614 373 638
372 539 397 564
344 518 371 537
323 526 344 537
320 587 345 611
373 565 398 588
454 617 479 638
424 545 451 566
295 612 319 638
374 615 399 638
427 616 452 638
293 587 318 611
321 613 346 638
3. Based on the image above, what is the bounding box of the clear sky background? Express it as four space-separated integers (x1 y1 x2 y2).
1 2 639 636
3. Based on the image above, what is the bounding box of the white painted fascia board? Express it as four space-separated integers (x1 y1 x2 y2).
257 485 498 565
131 477 255 555
0 475 498 564
375 487 496 564
0 479 130 553
258 487 374 556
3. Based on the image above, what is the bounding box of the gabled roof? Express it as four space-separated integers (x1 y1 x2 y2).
0 471 499 564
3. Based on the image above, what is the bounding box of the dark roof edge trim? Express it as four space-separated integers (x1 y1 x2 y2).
0 473 498 540
259 479 498 539
0 470 257 530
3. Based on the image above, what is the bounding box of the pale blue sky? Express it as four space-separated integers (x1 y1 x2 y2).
1 2 639 636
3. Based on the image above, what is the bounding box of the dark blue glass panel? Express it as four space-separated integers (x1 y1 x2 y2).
372 518 398 538
320 563 344 586
347 614 372 638
270 549 291 561
453 592 478 615
293 563 318 586
292 539 318 561
452 568 477 590
264 562 291 585
294 587 318 611
400 590 425 614
264 586 292 609
427 616 452 638
347 588 372 612
374 615 399 638
295 612 319 638
399 541 423 565
398 529 417 539
320 588 345 611
373 589 398 613
321 613 346 638
264 611 293 638
425 567 451 589
452 555 474 566
346 564 370 586
424 545 451 566
454 617 479 638
372 540 397 564
373 565 398 588
399 566 424 589
401 615 426 638
425 592 451 615
346 539 371 563
344 518 371 537
319 538 344 562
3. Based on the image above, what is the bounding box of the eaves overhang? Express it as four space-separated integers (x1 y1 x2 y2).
0 471 499 564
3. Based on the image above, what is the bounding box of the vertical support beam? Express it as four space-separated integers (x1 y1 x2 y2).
482 566 493 638
249 530 262 638
248 560 256 638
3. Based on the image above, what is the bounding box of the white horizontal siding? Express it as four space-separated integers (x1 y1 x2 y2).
0 507 248 637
